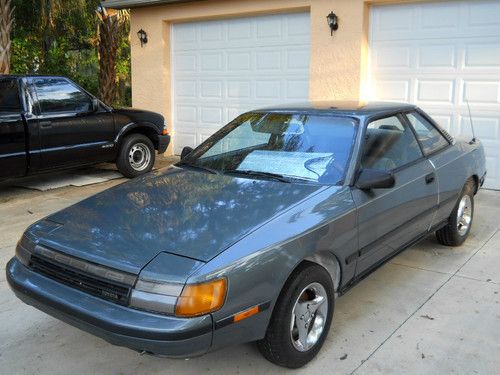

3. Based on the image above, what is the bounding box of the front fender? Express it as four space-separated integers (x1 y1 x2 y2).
114 122 160 145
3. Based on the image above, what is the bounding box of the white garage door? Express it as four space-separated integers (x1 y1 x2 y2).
370 0 500 189
171 12 311 154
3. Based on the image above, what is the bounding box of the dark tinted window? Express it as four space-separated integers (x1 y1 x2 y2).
0 79 21 112
33 78 92 114
362 115 423 171
406 112 449 155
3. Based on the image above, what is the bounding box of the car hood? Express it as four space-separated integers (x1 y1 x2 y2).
29 167 325 274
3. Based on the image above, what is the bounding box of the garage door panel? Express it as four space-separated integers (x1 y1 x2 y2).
468 1 500 27
462 81 500 105
373 80 410 101
374 45 411 69
286 80 309 100
227 81 251 100
465 44 500 68
200 81 223 99
416 79 455 104
419 3 460 33
418 45 456 69
371 0 500 189
172 12 310 154
287 48 309 70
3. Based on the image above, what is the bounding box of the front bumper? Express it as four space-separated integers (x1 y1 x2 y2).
157 134 170 154
6 258 212 357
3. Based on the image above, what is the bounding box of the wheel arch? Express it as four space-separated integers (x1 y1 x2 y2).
470 174 479 195
115 122 159 149
303 252 341 293
288 251 342 295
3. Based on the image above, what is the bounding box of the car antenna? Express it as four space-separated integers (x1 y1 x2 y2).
466 98 476 144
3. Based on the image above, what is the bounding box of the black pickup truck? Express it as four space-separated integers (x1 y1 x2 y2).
0 75 170 180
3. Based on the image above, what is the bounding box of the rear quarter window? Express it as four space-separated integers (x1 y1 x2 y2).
406 112 449 155
0 79 22 112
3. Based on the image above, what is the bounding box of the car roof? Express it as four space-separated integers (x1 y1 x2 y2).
254 101 417 117
0 75 68 79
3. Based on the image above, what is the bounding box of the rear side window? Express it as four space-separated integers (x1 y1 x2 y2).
0 79 21 112
406 112 449 155
33 78 92 114
362 115 423 171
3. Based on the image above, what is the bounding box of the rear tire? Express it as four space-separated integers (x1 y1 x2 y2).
257 263 334 369
116 134 155 178
436 180 475 246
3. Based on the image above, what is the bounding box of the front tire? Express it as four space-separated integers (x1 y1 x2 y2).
436 180 475 246
257 263 334 369
116 134 155 178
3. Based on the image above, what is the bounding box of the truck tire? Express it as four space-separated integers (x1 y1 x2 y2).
257 263 334 369
116 134 155 178
435 179 475 246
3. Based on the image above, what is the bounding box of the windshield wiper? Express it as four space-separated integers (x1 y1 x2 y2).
223 169 296 183
177 161 219 175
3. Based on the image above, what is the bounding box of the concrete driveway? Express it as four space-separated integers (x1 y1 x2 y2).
0 162 499 374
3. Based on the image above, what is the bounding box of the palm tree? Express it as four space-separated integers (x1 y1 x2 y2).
97 7 128 105
0 0 14 74
40 0 60 65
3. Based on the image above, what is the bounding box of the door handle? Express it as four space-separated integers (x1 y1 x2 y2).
40 120 52 129
425 172 435 184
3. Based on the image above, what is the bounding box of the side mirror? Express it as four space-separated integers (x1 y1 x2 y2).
356 169 395 190
91 98 100 112
180 146 193 160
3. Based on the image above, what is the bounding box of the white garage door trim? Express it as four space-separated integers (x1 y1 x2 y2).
369 0 500 189
171 12 311 154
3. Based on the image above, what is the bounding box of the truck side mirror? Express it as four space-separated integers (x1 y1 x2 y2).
181 146 193 160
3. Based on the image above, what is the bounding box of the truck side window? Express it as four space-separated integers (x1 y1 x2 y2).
33 78 92 114
0 79 22 112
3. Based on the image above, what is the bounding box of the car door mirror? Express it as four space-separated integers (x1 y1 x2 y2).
356 169 395 190
181 146 193 160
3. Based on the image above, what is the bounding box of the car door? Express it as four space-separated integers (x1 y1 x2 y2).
352 114 438 276
0 78 27 178
31 77 115 169
404 110 457 226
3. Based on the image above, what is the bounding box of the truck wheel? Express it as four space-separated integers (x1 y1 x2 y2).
116 134 155 178
257 263 334 369
436 180 475 246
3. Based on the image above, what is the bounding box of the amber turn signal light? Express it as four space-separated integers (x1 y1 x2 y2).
161 128 169 135
233 305 260 322
175 278 227 317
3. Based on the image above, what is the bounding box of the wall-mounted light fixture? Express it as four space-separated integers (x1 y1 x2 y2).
327 12 339 35
137 29 148 47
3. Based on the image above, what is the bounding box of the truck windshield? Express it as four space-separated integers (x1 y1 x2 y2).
180 112 358 185
0 79 21 113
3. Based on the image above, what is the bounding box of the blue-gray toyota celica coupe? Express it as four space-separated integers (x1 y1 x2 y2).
7 102 486 368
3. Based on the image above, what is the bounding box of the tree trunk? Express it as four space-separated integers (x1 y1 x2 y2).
98 9 120 105
0 0 14 75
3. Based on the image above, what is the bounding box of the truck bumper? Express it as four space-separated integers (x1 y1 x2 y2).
157 135 170 154
6 258 212 357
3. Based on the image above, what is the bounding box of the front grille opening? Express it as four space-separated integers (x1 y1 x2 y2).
30 255 131 306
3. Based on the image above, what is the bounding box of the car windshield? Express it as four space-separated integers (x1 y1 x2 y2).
179 112 358 185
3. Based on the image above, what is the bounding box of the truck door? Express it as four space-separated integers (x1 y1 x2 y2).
0 78 27 179
30 77 115 169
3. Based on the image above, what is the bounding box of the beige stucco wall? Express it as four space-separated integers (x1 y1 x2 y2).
128 0 413 154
